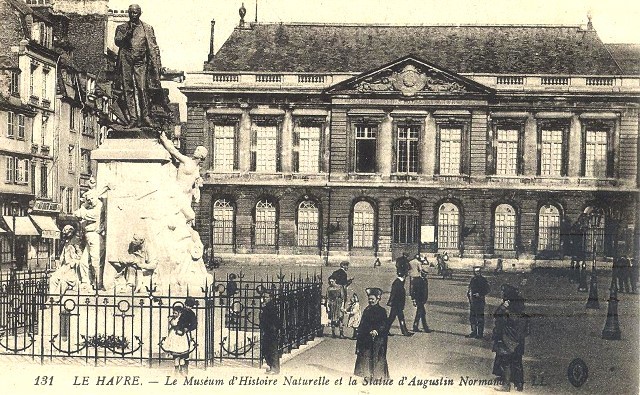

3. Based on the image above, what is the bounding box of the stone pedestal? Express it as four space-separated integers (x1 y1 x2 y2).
92 138 211 294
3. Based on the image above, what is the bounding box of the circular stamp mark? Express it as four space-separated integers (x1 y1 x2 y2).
567 358 588 388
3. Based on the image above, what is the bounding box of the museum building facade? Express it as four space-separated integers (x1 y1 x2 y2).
181 17 639 267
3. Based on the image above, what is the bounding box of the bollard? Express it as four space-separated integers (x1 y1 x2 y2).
602 287 621 340
585 267 600 309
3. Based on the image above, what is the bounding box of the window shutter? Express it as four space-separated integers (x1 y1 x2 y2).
233 123 239 171
7 112 14 137
292 126 300 172
580 127 587 176
535 126 542 175
561 128 570 176
434 126 441 175
517 125 525 175
606 128 615 178
24 160 29 184
250 125 257 171
491 124 498 175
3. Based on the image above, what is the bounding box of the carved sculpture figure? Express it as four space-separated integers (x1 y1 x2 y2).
74 190 104 291
158 131 207 223
49 225 82 295
113 233 158 293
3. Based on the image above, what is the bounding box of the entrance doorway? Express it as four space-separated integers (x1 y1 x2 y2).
391 198 420 259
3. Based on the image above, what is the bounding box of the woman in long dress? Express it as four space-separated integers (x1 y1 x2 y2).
326 278 345 338
343 293 362 339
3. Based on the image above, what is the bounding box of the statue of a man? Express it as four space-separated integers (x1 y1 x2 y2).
114 4 163 127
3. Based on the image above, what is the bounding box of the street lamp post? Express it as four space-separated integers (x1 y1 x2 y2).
9 201 20 272
583 206 604 309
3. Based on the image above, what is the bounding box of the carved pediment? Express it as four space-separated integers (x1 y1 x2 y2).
327 55 492 97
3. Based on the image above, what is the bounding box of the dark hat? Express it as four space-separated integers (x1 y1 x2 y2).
340 261 350 268
500 284 520 301
473 265 482 271
185 296 198 307
366 288 383 297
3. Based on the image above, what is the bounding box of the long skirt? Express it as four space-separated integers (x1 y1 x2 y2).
354 337 389 379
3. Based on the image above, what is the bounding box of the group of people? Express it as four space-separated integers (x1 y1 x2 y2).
351 257 528 393
612 255 638 294
325 261 358 338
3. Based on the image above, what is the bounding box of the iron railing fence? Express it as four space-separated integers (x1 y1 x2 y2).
0 269 323 368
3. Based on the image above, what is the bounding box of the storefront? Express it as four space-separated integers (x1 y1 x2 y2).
0 215 39 270
28 201 62 271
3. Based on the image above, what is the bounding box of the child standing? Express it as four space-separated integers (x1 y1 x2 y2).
343 293 361 339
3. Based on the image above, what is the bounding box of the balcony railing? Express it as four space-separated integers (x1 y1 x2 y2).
586 77 615 86
212 74 239 83
497 76 524 85
541 77 570 85
298 75 325 83
255 74 282 83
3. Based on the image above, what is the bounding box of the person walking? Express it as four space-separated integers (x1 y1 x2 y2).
387 271 414 336
492 284 528 392
260 290 282 374
411 268 432 333
326 278 345 338
354 288 389 379
466 266 490 339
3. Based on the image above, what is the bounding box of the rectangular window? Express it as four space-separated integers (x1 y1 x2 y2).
81 149 91 175
69 107 75 131
396 124 419 173
294 124 321 173
255 211 276 245
251 122 278 172
29 65 36 97
496 128 519 175
392 214 419 244
584 130 608 177
41 116 47 146
439 127 462 175
65 187 74 214
354 124 377 173
540 129 564 176
68 145 75 173
212 123 236 171
40 164 48 198
15 158 28 184
17 114 25 139
7 111 14 138
9 72 19 95
41 70 48 100
5 156 14 183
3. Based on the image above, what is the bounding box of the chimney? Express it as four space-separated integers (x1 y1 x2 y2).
208 19 215 63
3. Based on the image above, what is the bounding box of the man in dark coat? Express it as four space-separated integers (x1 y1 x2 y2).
492 284 528 392
329 260 353 305
354 288 389 379
260 291 282 374
387 271 414 336
114 4 164 127
466 266 490 339
411 268 432 333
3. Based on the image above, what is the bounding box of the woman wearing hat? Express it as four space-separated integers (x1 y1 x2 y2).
354 288 389 379
164 297 198 375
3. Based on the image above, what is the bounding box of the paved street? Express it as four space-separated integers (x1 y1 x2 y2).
216 264 639 394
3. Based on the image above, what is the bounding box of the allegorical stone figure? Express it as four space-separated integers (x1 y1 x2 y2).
114 4 163 127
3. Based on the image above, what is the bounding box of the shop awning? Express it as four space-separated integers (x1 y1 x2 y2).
2 216 39 236
29 215 60 239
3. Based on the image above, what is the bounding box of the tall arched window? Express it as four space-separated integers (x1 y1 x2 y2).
297 200 319 247
255 199 277 246
438 203 459 250
353 201 374 248
392 199 419 244
212 199 234 246
538 205 560 252
494 204 516 251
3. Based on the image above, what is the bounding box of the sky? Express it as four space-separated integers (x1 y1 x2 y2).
108 0 640 74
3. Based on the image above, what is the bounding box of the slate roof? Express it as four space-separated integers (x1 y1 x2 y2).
605 44 640 75
64 13 107 75
206 23 622 75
